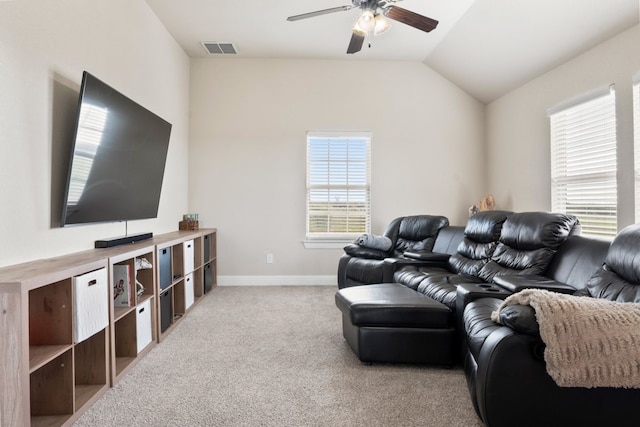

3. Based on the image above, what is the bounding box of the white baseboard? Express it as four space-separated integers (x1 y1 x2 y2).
217 275 337 286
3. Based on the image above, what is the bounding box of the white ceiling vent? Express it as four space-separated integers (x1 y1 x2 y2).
201 42 237 55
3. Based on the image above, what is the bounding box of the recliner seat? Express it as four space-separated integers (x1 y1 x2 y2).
409 210 513 310
337 215 449 288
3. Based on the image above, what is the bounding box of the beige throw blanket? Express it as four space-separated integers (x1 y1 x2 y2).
492 289 640 388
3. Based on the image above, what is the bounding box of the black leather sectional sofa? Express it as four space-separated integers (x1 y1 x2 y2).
335 211 640 427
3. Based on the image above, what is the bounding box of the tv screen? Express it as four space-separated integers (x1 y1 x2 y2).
61 71 172 226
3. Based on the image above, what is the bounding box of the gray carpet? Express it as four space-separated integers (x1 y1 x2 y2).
74 286 484 427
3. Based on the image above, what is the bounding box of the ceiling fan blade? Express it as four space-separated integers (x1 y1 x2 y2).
385 6 438 33
347 32 365 54
287 5 353 21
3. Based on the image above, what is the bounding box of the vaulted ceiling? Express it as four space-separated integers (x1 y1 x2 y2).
146 0 639 103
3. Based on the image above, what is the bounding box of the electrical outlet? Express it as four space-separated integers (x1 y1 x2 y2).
266 253 274 264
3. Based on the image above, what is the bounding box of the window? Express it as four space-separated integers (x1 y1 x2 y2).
634 77 640 223
548 86 617 238
306 131 371 241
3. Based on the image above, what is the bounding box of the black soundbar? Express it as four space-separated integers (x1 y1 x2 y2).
95 232 153 248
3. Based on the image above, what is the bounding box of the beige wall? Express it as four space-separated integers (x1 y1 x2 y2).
486 25 640 229
189 58 486 280
0 0 190 268
11 4 633 281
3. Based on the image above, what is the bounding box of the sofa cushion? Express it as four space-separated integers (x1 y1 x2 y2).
431 225 466 254
499 211 580 250
393 215 449 255
449 240 499 277
464 210 512 243
393 265 449 290
448 210 512 277
544 235 609 289
602 223 640 283
416 273 483 310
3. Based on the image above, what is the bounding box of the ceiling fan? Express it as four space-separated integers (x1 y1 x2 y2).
286 0 439 54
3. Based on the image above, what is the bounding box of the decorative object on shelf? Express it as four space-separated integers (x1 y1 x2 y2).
135 257 153 297
113 264 133 307
469 193 496 217
179 213 199 230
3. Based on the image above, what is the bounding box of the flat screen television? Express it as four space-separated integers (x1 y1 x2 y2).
61 71 172 230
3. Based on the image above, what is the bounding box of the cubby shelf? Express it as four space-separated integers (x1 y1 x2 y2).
107 244 157 386
154 230 217 342
0 228 217 426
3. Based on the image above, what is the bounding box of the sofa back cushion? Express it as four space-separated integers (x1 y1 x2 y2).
393 215 449 255
578 224 640 302
449 210 512 277
432 226 465 255
478 212 580 282
545 235 609 289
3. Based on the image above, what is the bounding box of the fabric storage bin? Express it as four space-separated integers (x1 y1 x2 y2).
183 240 194 274
204 263 214 293
136 299 153 353
184 273 194 310
204 235 211 263
73 268 109 343
158 247 172 290
160 288 172 333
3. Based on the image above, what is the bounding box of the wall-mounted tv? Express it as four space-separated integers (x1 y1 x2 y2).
61 71 172 228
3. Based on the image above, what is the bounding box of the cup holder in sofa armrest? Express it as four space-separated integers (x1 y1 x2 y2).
455 283 512 320
492 275 577 294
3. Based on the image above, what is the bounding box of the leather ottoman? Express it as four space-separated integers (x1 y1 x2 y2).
335 283 455 365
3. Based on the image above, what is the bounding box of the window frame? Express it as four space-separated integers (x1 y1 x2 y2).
633 76 640 223
304 131 372 246
548 85 618 239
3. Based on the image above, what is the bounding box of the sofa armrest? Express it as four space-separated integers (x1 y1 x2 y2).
456 283 512 329
343 243 389 260
403 250 451 263
492 275 576 294
381 257 416 282
497 304 540 337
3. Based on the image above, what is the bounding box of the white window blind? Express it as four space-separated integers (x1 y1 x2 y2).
306 132 371 239
634 78 640 223
549 86 617 238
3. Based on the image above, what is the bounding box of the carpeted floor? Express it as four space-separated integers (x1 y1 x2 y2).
74 286 484 427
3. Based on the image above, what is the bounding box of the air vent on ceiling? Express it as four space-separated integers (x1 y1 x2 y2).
201 42 237 55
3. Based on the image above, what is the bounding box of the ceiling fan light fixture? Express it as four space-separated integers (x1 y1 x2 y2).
356 9 375 33
373 14 390 35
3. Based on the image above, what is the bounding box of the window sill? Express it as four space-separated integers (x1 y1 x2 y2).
303 239 352 249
